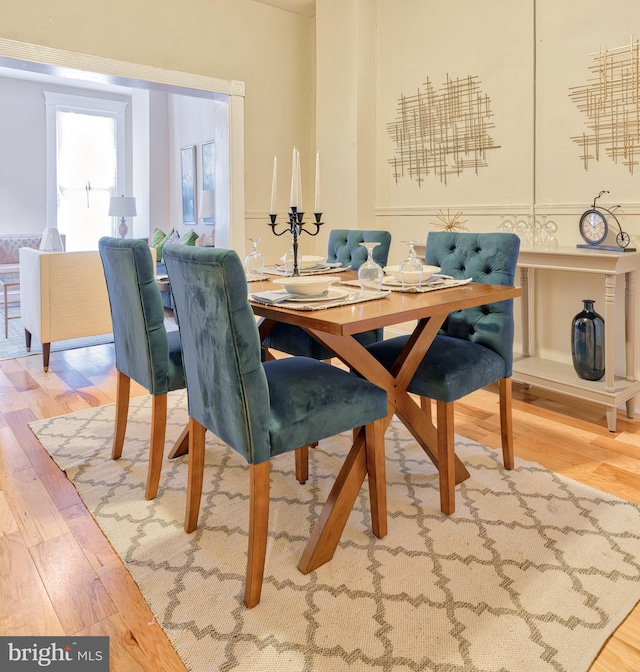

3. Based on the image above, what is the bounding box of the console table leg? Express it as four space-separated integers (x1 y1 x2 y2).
606 406 617 432
626 398 635 419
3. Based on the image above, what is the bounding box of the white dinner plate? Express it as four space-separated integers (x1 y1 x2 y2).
284 287 351 302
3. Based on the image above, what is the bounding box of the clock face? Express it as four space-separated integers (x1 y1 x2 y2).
579 209 608 245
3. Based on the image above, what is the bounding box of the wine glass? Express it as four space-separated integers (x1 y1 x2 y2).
399 240 423 289
282 238 295 276
358 242 384 293
244 237 265 279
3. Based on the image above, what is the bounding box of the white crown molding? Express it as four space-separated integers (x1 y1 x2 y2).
0 38 245 98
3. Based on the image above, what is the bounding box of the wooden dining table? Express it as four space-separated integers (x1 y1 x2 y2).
250 272 523 574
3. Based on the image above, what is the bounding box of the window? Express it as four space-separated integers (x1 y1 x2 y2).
45 93 127 251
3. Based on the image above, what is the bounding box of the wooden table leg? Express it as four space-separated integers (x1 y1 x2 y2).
168 423 190 459
298 429 368 574
306 327 470 485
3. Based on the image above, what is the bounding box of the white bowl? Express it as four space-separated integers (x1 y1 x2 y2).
273 275 335 296
280 254 325 271
384 264 440 284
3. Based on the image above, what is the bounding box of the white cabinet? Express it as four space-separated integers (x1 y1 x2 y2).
514 247 640 431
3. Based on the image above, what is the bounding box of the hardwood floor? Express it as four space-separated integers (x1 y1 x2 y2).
1 342 640 670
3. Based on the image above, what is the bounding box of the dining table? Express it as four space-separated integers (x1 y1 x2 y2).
249 271 523 574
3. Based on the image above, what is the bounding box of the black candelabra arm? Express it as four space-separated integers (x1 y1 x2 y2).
267 208 324 276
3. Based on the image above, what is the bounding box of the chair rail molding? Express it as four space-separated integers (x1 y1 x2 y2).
376 203 640 217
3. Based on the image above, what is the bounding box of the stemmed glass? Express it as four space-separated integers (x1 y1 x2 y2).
282 237 295 276
244 237 265 279
399 240 423 289
358 241 384 293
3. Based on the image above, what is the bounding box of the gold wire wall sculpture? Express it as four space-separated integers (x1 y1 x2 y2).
431 209 469 231
570 38 640 174
387 75 500 186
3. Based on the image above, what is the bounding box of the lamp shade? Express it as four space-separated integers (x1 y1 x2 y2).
199 189 215 219
108 195 137 217
39 227 64 252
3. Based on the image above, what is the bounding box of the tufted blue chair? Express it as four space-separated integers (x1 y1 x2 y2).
261 229 392 360
98 237 187 500
365 231 520 514
162 243 388 608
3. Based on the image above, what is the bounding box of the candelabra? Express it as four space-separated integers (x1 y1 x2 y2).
268 208 323 276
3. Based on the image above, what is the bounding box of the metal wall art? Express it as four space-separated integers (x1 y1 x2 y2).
570 38 640 174
387 75 500 186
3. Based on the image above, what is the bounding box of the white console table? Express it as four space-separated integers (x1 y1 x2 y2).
515 247 640 432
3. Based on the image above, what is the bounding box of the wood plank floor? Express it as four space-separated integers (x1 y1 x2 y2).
1 342 640 670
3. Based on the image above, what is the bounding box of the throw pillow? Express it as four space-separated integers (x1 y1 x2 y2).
165 229 181 245
150 227 165 247
152 227 174 262
182 229 198 246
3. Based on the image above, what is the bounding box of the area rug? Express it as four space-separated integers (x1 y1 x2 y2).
0 306 114 360
29 391 640 672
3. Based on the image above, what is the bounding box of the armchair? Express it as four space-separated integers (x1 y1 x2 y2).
19 247 113 371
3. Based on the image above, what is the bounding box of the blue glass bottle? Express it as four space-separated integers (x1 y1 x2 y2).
571 299 605 381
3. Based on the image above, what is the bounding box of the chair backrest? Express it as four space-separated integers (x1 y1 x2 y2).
326 229 392 270
425 231 520 369
98 237 177 394
162 244 271 465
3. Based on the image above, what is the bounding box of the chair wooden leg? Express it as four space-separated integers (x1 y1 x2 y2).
245 461 270 609
295 445 309 484
185 418 207 533
112 370 131 460
365 419 387 539
436 400 456 515
499 377 514 470
146 393 168 500
25 328 32 351
294 440 318 484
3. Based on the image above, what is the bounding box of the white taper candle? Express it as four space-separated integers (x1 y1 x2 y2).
269 155 277 214
314 151 320 213
296 149 302 212
290 147 297 208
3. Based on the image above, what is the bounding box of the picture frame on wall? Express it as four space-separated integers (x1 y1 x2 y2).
181 145 196 223
201 140 215 224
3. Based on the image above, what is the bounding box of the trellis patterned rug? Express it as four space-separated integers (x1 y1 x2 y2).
29 390 640 672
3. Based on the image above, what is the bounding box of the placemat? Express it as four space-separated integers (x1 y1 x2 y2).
250 287 389 310
341 276 473 293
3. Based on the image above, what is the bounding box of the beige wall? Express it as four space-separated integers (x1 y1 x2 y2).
373 0 640 249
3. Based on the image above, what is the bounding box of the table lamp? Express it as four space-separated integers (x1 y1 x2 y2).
108 195 137 238
199 189 215 223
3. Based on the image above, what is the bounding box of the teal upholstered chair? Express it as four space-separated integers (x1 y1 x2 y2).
162 243 388 608
261 229 392 360
365 231 520 514
98 237 187 500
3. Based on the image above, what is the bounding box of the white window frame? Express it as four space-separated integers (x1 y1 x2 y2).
44 92 128 228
